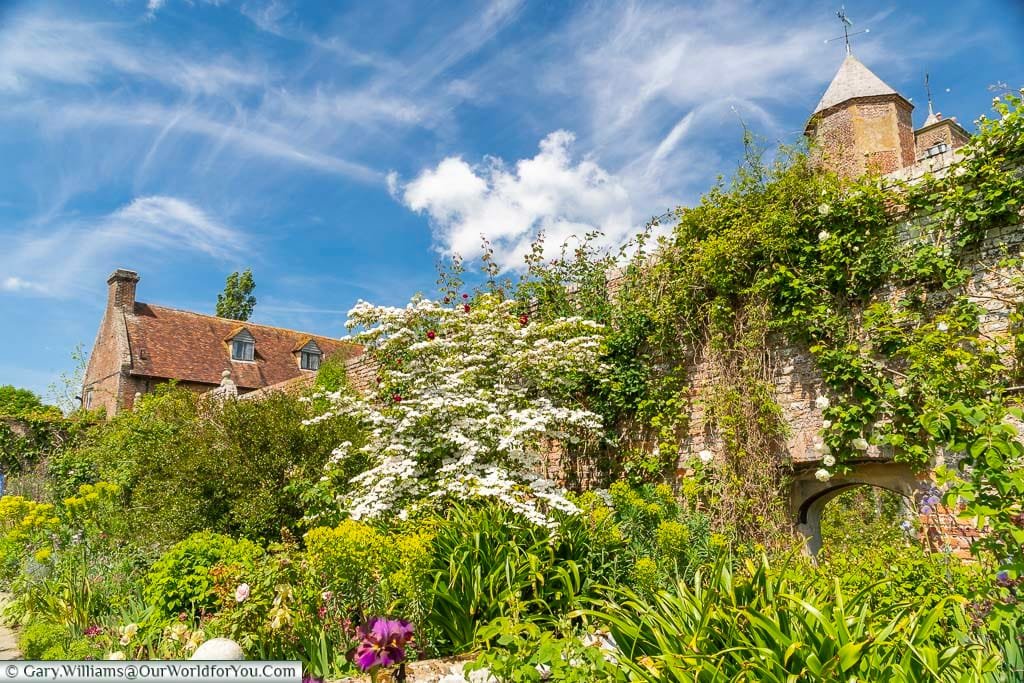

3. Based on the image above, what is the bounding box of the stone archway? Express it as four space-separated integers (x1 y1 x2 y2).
791 461 929 556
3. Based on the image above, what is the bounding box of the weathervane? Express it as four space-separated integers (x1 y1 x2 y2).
824 6 869 55
925 72 935 118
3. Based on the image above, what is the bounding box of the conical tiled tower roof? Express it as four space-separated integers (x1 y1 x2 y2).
812 54 910 116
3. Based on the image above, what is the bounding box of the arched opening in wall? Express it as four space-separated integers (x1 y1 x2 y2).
817 485 918 560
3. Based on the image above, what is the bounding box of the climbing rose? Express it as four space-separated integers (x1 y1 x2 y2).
815 396 830 410
852 437 869 450
464 304 471 313
235 583 250 602
814 468 831 483
427 330 436 340
519 314 529 326
823 454 836 467
818 230 830 242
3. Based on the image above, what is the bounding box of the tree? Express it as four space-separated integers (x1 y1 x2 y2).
215 269 256 321
0 385 58 417
311 293 606 527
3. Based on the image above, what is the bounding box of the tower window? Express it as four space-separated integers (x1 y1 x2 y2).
230 329 255 361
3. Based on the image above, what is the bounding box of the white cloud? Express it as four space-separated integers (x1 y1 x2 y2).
0 196 247 299
1 276 46 294
105 196 245 261
0 14 264 95
398 130 634 269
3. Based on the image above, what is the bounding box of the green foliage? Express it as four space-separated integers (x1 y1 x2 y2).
49 384 366 544
0 415 94 483
594 555 1000 682
0 385 58 418
425 504 612 653
18 620 65 659
215 268 256 321
469 618 619 682
144 531 263 621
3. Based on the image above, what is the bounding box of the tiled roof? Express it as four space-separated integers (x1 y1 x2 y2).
239 373 318 401
125 303 361 389
812 54 909 116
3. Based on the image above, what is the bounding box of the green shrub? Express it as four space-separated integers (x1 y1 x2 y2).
144 531 263 621
469 618 619 682
18 620 66 659
48 384 367 545
304 521 387 615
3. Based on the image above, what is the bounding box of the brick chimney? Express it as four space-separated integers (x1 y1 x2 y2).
107 269 140 312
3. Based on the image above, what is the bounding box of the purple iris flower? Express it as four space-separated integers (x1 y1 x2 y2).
349 617 415 672
926 495 940 506
921 505 933 515
996 571 1011 587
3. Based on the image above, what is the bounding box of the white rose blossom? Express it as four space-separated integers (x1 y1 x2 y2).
823 453 836 467
310 294 606 527
937 321 949 332
814 468 832 482
698 449 714 464
852 437 869 451
815 396 830 410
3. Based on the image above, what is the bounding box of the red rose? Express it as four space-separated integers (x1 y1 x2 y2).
392 394 402 403
427 330 436 340
519 314 529 326
463 304 471 313
462 293 469 299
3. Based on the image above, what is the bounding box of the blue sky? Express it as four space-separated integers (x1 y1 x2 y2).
1 0 1022 400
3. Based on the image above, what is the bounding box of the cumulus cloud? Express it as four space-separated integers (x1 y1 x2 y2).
397 130 634 269
0 196 246 298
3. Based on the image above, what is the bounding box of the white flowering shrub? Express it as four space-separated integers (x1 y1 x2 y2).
308 293 606 527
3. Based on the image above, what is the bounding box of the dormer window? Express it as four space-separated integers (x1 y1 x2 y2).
230 329 255 361
299 339 322 370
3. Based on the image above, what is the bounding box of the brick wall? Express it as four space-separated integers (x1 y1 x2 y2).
676 219 1023 471
811 97 915 179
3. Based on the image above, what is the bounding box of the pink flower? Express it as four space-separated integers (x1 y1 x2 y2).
235 583 250 602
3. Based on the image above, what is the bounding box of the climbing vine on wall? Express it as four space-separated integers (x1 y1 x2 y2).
508 91 1024 568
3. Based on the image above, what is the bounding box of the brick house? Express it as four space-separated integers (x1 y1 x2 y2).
82 269 361 416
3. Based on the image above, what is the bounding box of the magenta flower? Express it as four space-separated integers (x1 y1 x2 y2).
348 617 414 672
84 625 102 637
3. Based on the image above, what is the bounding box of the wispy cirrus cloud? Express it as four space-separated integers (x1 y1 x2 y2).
388 0 975 268
0 196 246 299
0 13 264 95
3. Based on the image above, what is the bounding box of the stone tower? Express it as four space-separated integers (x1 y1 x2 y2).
805 54 916 178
